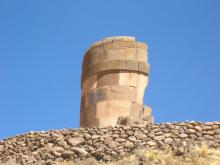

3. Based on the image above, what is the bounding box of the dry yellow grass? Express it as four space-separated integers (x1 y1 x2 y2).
58 144 220 165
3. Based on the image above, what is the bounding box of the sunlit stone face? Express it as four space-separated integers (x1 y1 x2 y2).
80 36 150 127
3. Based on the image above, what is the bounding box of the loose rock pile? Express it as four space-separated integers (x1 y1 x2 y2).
0 121 220 165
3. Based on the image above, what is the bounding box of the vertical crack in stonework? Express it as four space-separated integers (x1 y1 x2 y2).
80 36 153 127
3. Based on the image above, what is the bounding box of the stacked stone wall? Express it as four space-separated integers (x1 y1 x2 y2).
1 122 220 164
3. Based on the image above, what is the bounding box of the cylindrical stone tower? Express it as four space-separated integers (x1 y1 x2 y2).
80 36 151 127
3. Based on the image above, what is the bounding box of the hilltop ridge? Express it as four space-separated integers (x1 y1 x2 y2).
1 121 220 165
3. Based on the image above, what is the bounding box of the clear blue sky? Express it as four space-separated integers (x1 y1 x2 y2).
0 0 220 140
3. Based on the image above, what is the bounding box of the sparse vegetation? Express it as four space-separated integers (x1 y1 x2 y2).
59 144 220 165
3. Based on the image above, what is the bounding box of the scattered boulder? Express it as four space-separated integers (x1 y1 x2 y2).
125 140 135 149
71 147 88 158
67 137 85 146
61 151 75 159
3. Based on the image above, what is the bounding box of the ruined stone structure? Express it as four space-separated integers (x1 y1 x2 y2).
2 37 220 165
80 36 153 127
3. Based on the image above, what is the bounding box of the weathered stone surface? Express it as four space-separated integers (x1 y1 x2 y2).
53 146 64 153
0 122 220 164
67 137 85 146
61 151 75 159
57 140 68 148
214 129 220 135
204 135 214 140
164 133 173 138
104 137 117 150
80 36 152 128
213 125 219 129
154 135 165 141
174 146 185 156
203 126 212 131
147 141 157 146
164 138 173 144
128 136 136 142
179 134 188 138
70 147 88 157
195 126 203 132
125 140 135 149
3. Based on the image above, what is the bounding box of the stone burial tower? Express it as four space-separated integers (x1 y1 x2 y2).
80 36 153 127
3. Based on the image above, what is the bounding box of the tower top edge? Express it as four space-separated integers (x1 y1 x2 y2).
102 36 135 42
87 36 135 51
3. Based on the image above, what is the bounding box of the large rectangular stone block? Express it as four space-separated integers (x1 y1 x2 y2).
125 48 136 61
87 85 136 103
85 106 98 127
87 52 99 67
82 55 90 71
108 85 135 101
80 106 91 127
124 60 138 71
138 62 150 74
119 72 137 87
105 60 125 70
89 46 104 57
85 60 149 78
113 41 127 49
136 42 147 49
86 65 97 76
80 112 86 127
98 117 118 127
134 87 145 104
97 72 120 88
96 100 131 118
84 94 89 108
137 74 148 88
103 47 135 62
95 100 131 126
86 60 125 76
84 46 104 67
124 41 137 48
80 97 85 112
103 42 114 50
88 87 108 104
82 74 97 95
130 102 143 119
98 50 108 62
136 48 148 62
106 49 127 61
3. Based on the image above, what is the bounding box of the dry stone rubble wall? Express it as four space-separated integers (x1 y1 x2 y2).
0 121 220 164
